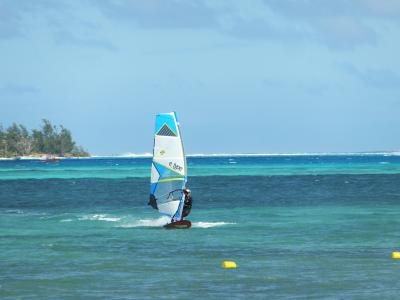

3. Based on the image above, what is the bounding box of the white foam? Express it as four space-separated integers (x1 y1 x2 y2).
192 221 236 228
5 209 24 214
119 216 170 228
117 152 152 158
187 152 400 157
119 218 235 228
79 214 121 222
90 153 152 158
92 151 400 158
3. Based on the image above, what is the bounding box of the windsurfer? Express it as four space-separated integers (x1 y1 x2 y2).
182 188 192 219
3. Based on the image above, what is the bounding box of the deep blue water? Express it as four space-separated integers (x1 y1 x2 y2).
1 155 400 299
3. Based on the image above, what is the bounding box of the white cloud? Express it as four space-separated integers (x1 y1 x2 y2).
341 63 400 89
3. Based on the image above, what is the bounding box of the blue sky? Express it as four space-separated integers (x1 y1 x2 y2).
1 0 400 154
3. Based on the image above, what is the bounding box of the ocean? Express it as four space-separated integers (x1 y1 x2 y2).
1 155 400 299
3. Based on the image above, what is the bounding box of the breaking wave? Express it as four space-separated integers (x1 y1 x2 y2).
187 152 400 157
192 221 236 228
78 214 121 222
119 216 170 228
117 217 236 228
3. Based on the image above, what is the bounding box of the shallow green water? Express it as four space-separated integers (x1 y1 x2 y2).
1 155 400 179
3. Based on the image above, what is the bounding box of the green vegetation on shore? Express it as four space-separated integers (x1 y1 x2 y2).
0 119 89 158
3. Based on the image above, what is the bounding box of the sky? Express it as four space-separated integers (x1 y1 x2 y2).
1 0 400 155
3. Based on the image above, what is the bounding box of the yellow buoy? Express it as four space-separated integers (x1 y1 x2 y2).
392 252 400 259
222 261 237 268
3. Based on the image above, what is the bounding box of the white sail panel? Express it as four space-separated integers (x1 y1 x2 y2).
157 200 180 218
153 136 185 177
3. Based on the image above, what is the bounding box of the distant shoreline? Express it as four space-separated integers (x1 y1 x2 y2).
1 151 400 161
0 154 91 160
0 120 89 159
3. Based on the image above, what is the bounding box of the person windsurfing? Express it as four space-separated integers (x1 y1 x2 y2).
181 188 192 219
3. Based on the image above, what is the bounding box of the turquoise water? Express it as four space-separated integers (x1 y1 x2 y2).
1 155 400 179
1 155 400 298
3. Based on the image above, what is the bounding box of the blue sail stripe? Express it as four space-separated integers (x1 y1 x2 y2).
155 114 177 136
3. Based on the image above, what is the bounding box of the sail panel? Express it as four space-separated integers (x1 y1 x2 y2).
150 112 187 220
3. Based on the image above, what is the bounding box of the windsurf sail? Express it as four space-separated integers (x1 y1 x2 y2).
149 112 187 222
